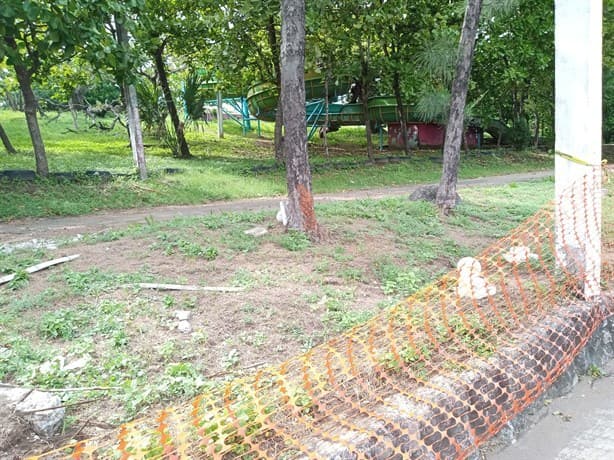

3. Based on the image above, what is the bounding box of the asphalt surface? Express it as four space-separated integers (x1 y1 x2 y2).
0 170 552 244
488 359 614 460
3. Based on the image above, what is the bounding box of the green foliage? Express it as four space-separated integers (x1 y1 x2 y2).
0 0 144 79
221 229 260 253
183 72 209 123
0 111 553 221
380 341 431 378
160 362 206 397
0 336 50 381
604 68 614 143
415 89 451 124
587 364 604 379
155 234 218 260
473 0 554 141
135 78 167 135
445 312 499 357
416 30 458 85
222 349 240 370
375 259 422 296
323 309 375 332
62 268 152 295
39 308 87 339
278 230 311 251
7 269 29 290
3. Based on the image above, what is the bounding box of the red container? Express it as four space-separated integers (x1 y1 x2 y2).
388 122 479 148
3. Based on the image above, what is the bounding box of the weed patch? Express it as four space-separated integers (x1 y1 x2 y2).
278 230 311 251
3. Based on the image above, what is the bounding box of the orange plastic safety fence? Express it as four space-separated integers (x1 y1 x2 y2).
35 168 612 460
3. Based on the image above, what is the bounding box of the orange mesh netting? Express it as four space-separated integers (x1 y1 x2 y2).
36 168 612 460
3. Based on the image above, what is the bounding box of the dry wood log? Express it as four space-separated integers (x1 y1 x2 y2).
0 254 80 286
127 283 245 292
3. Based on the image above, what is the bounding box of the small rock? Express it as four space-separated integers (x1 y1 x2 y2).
502 245 538 264
174 310 192 321
244 226 268 237
63 356 90 371
0 387 65 440
456 256 496 300
409 185 461 205
39 356 66 374
177 320 192 334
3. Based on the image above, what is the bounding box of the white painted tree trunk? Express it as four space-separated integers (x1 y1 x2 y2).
555 0 602 298
115 17 147 180
124 83 148 180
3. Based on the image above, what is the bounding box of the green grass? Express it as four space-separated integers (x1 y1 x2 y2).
0 179 558 423
0 110 553 220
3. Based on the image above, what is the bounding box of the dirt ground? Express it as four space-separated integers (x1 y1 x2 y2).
1 171 612 459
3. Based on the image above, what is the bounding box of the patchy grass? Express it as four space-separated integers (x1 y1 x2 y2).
0 179 558 449
0 110 553 220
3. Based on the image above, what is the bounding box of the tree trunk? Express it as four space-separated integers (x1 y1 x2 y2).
392 71 411 156
436 0 483 215
267 15 284 163
274 99 284 163
280 0 319 239
0 123 16 154
69 106 79 131
13 64 48 176
153 44 191 158
123 83 148 180
359 46 374 160
116 18 147 179
533 112 540 148
362 93 374 161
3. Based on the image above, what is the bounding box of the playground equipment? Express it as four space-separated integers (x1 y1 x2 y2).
246 74 479 148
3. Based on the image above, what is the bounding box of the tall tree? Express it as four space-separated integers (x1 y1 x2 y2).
375 0 448 155
140 0 193 158
436 0 483 215
473 0 554 147
209 0 285 162
0 0 142 176
3 32 49 176
115 16 148 180
280 0 319 238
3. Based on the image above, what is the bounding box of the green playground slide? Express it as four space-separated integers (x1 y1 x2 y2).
246 76 414 126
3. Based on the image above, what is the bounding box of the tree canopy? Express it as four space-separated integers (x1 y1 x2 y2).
2 1 598 170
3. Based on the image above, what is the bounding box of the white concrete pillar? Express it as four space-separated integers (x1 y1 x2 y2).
555 0 602 297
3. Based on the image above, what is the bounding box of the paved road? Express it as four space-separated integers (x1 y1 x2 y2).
488 359 614 460
0 170 551 244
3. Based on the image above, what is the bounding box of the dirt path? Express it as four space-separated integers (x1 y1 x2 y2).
0 170 552 244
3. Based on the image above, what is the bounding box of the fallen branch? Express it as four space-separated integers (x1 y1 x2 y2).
127 283 245 292
205 361 266 379
72 417 92 438
15 397 105 415
130 183 159 193
0 254 80 286
0 384 119 393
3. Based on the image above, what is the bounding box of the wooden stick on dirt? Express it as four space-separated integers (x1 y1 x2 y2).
0 254 80 286
205 361 266 379
0 384 119 393
15 397 105 415
128 283 245 292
